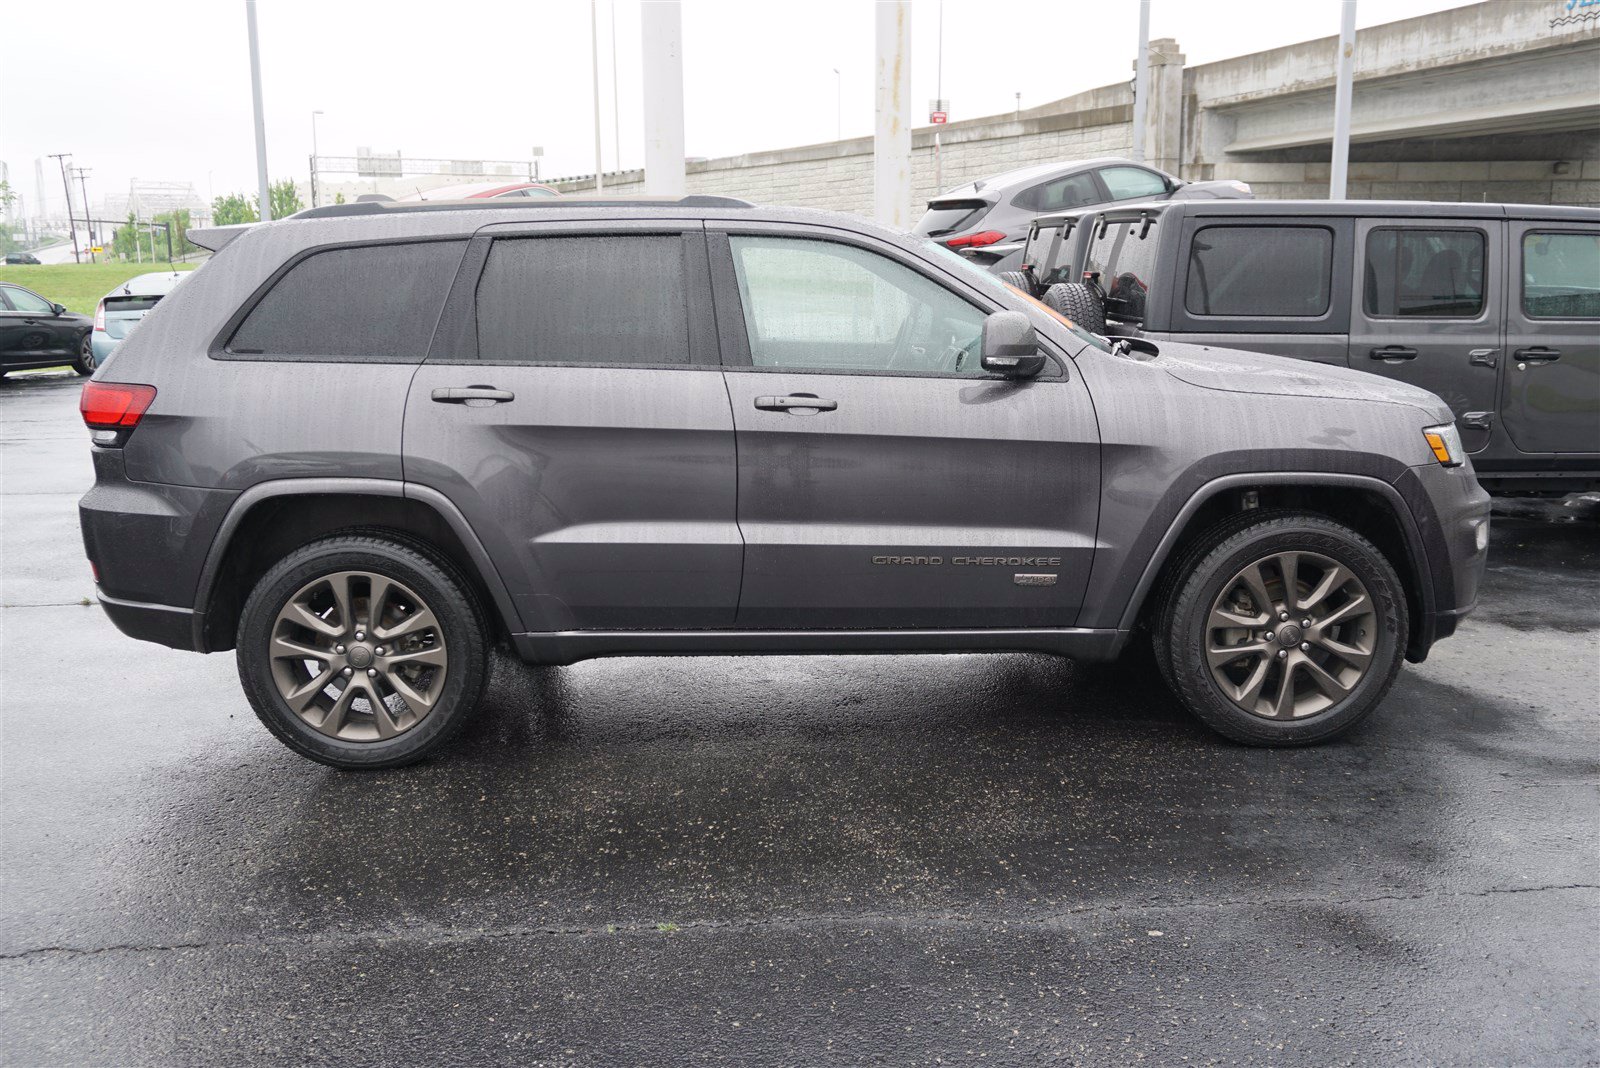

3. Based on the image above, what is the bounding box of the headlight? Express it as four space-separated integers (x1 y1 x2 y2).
1423 422 1465 467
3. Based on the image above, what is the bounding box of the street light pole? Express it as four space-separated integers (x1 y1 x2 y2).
591 0 604 194
310 110 324 207
1130 0 1151 162
833 68 842 141
48 153 78 263
245 0 272 221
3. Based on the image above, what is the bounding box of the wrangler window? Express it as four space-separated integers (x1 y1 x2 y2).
1083 216 1161 324
1364 228 1485 318
1185 225 1333 318
1522 231 1600 319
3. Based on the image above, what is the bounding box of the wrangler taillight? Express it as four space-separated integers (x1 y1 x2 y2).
80 381 157 430
946 230 1006 249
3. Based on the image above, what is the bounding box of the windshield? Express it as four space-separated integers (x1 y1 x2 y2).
914 201 987 237
924 240 1112 353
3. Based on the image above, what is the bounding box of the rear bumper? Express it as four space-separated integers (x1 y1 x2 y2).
97 593 198 651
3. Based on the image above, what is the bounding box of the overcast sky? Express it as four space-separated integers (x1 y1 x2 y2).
7 0 1470 215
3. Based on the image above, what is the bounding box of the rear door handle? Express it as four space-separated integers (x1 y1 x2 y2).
1514 347 1561 363
1369 346 1418 361
1468 348 1498 368
754 394 838 413
431 385 515 404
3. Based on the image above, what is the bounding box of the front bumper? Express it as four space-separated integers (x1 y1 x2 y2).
1395 459 1491 661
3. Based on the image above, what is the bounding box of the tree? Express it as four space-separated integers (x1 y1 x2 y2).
264 179 303 219
211 192 257 226
334 192 346 205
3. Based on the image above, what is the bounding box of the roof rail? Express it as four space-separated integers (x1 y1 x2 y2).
293 194 754 220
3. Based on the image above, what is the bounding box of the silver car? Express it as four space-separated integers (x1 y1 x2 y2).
914 156 1251 275
90 270 191 366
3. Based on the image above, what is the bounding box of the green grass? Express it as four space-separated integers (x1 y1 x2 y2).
0 261 200 316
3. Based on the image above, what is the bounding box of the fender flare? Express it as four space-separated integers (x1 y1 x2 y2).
190 477 524 650
1113 471 1435 638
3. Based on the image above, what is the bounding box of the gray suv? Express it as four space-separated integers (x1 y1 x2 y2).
78 196 1490 768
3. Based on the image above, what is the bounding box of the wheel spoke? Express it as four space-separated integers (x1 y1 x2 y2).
376 607 437 642
1316 593 1370 632
1299 563 1352 613
272 635 329 662
1209 604 1269 630
1299 654 1352 700
1275 553 1301 610
1207 640 1270 669
386 670 438 713
367 575 392 632
1318 635 1372 672
1238 562 1277 617
328 575 354 635
385 645 447 670
1234 656 1271 709
320 681 361 736
1271 660 1299 719
284 668 335 712
364 678 401 739
284 601 342 639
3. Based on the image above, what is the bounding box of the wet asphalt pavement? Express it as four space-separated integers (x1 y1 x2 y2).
2 371 1596 1066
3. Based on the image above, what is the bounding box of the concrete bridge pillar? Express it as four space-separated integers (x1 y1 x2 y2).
1143 37 1186 176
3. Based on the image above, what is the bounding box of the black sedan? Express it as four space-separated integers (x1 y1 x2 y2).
0 283 94 377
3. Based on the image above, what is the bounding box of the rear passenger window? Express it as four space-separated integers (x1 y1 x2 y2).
475 236 690 365
227 240 466 362
1016 172 1100 213
1523 231 1600 319
1185 226 1333 317
1364 229 1485 318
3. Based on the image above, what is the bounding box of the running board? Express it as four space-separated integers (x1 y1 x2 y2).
511 627 1126 666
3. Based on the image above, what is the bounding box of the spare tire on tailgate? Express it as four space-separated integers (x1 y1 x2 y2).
1041 282 1106 334
997 270 1037 297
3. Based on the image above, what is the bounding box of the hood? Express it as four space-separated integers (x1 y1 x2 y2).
1156 340 1453 422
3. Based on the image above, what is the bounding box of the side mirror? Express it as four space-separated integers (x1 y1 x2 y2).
50 303 67 316
979 311 1045 378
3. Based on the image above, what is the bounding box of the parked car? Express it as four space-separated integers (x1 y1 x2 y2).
90 270 192 365
1010 199 1600 494
5 251 42 265
0 282 93 376
913 157 1251 275
399 180 560 201
80 195 1488 768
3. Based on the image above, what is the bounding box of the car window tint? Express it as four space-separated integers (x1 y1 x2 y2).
1185 225 1334 318
915 202 988 237
1098 166 1168 201
1019 172 1100 213
1364 229 1485 318
1522 231 1600 319
729 236 987 376
1084 218 1161 323
228 240 466 361
476 235 690 365
3 286 53 314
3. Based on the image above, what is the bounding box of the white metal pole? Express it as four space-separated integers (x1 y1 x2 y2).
1329 0 1357 200
1130 0 1150 162
245 0 271 221
833 68 842 141
610 0 621 174
873 0 912 229
310 110 323 207
591 1 604 194
641 0 686 196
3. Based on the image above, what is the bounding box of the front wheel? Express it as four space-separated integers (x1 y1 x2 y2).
1153 513 1408 746
236 534 490 769
71 334 96 376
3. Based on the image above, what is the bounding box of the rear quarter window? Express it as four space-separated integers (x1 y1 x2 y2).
1184 225 1334 317
224 240 467 362
1084 217 1161 323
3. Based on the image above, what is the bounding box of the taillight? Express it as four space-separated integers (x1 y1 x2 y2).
80 381 157 429
946 230 1006 249
93 300 106 332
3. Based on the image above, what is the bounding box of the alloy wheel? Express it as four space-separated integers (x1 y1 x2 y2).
1205 550 1376 720
268 570 448 742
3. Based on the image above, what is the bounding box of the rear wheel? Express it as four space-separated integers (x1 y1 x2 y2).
71 334 96 376
1154 513 1407 746
1041 282 1106 334
236 534 489 769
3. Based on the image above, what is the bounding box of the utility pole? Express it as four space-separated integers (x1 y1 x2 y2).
310 109 324 207
1130 0 1151 162
591 0 604 194
1329 0 1357 200
833 68 842 141
873 1 912 229
48 153 79 263
934 0 944 193
245 0 272 220
72 167 94 263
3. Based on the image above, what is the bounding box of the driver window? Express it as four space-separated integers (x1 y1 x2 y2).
728 235 987 376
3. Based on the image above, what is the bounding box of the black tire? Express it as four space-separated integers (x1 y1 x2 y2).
236 533 490 769
70 333 96 376
1041 282 1106 334
997 270 1035 297
1152 512 1407 746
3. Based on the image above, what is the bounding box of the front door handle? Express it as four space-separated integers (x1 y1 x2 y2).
431 385 515 404
1514 347 1561 363
754 394 838 413
1369 346 1418 361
